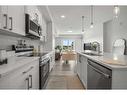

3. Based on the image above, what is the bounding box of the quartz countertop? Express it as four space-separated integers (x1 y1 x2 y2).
0 51 54 78
0 56 39 78
78 51 127 70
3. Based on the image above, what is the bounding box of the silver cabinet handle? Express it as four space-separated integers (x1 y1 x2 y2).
29 75 32 89
9 17 13 30
26 77 29 90
3 14 7 29
88 63 111 78
22 66 34 74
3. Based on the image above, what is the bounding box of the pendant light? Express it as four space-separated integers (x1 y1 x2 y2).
82 16 85 32
113 5 120 18
90 5 94 28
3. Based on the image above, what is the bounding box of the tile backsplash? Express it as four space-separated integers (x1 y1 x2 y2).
0 34 42 52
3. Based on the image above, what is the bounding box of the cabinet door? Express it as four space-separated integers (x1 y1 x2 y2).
8 69 29 89
25 6 38 20
0 60 39 89
39 14 44 41
77 54 81 77
77 62 80 77
0 66 29 89
0 6 8 30
40 14 47 42
43 18 47 41
77 54 87 88
49 52 55 71
7 6 25 36
80 56 83 79
29 60 39 89
81 56 87 87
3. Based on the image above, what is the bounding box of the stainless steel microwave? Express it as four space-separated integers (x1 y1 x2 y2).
25 14 41 39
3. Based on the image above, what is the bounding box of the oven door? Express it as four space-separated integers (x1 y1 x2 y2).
40 62 49 78
39 60 50 89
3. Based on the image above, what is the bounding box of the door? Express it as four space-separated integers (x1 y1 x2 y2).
87 60 112 89
8 69 29 89
7 6 25 36
0 60 39 89
81 56 87 87
0 66 28 89
0 6 8 30
77 54 81 78
25 6 38 20
40 17 47 42
28 60 39 89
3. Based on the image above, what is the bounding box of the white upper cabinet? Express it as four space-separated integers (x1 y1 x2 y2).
40 16 47 42
25 6 41 24
7 6 25 36
0 6 25 36
0 6 8 31
25 6 38 20
0 6 47 40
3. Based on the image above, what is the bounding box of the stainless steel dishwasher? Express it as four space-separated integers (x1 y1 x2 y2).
87 59 112 89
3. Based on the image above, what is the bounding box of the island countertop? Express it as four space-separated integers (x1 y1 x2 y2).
77 51 127 70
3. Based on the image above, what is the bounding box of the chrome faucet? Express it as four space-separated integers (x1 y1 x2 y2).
91 41 100 54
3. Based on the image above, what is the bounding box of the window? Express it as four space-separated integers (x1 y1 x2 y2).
62 40 74 51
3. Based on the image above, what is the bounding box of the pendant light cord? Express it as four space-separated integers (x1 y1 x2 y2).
91 5 93 24
82 16 84 32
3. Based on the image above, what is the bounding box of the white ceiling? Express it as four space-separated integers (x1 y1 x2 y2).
48 6 114 34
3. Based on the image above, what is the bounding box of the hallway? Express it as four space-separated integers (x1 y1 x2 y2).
46 60 85 89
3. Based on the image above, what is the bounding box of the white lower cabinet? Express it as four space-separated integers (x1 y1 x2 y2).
77 53 87 88
81 56 87 88
28 60 39 89
77 54 81 78
0 59 39 89
49 51 55 72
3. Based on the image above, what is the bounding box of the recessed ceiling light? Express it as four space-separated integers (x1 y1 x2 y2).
67 31 72 33
61 15 65 18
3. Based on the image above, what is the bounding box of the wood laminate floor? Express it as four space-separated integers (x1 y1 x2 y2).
45 60 85 89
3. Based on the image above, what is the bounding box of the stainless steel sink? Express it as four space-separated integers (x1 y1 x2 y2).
82 52 102 56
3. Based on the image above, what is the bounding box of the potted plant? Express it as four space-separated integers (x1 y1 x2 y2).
55 45 62 53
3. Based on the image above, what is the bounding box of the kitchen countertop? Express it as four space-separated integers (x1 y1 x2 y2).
0 56 39 78
0 51 54 78
77 51 127 70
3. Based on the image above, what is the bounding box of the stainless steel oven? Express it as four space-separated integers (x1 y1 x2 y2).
39 57 50 89
87 59 112 89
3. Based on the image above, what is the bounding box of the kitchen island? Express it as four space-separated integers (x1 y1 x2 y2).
77 51 127 89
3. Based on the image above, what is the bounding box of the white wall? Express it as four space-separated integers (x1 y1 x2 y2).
83 23 103 52
103 6 127 54
0 33 41 52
